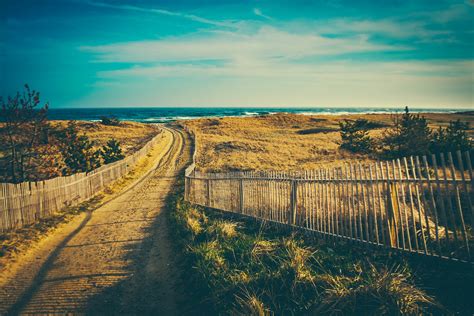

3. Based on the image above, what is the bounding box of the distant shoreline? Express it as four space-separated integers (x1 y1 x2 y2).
44 107 474 123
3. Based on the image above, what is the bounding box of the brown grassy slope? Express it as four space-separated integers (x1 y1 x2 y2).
0 121 160 182
181 112 474 172
51 121 160 155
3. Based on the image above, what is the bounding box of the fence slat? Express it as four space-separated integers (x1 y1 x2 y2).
447 153 470 260
440 153 460 247
185 149 474 263
422 155 441 256
456 151 474 229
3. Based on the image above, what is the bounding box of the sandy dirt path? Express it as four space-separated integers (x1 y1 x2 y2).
0 127 191 315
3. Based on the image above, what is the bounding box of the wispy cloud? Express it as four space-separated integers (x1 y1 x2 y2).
79 59 473 108
81 25 406 64
85 1 234 28
96 59 473 81
74 1 473 107
421 3 472 24
3 0 473 108
253 8 273 20
322 19 448 40
286 3 473 43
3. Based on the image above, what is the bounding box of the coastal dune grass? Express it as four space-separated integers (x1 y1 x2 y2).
182 112 474 172
170 177 442 315
51 120 160 155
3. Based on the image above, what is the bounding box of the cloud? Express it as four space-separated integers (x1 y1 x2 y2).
76 2 473 108
96 59 473 81
81 25 405 64
325 19 447 39
76 59 473 108
253 8 273 20
85 1 235 28
286 16 458 43
422 3 472 24
287 3 473 43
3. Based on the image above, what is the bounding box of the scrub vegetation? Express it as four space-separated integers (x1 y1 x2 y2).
338 107 472 160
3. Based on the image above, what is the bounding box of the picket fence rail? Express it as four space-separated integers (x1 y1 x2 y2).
0 130 165 232
185 148 474 263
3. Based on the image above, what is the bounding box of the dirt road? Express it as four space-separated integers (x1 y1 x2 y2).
0 127 191 315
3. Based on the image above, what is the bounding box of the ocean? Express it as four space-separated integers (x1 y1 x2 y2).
47 107 467 123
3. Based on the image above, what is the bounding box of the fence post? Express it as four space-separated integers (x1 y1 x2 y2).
207 178 211 207
289 180 297 226
100 172 104 190
184 176 189 202
35 182 41 220
386 183 398 248
239 178 244 213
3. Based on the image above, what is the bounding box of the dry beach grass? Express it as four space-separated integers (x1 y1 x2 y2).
51 120 160 155
181 112 474 172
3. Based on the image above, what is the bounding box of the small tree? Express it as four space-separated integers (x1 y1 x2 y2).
339 119 373 154
382 106 431 158
430 120 472 154
0 84 49 182
101 139 125 164
57 122 102 174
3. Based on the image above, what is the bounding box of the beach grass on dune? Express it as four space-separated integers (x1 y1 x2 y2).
50 120 160 155
181 112 474 173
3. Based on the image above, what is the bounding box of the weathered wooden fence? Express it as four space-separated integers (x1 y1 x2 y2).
185 150 474 263
0 131 165 232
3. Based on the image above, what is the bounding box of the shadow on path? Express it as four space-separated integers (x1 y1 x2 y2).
84 197 193 315
6 211 93 315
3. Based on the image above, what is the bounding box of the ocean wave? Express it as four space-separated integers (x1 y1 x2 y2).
295 109 461 116
46 107 467 123
242 111 260 116
141 116 198 122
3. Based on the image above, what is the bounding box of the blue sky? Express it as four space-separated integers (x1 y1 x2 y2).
1 0 473 108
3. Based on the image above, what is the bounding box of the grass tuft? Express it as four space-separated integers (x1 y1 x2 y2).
191 240 226 269
233 290 272 316
186 215 203 236
251 240 277 259
208 220 239 239
316 264 437 315
282 237 316 283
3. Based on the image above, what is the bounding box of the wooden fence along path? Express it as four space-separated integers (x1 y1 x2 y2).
0 131 165 232
185 150 474 263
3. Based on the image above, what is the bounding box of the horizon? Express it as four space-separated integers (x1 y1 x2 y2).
48 105 473 110
1 1 473 108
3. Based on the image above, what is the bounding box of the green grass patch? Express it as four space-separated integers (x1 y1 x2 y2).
169 176 472 315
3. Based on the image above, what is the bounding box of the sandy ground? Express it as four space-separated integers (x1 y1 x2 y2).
0 126 191 315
